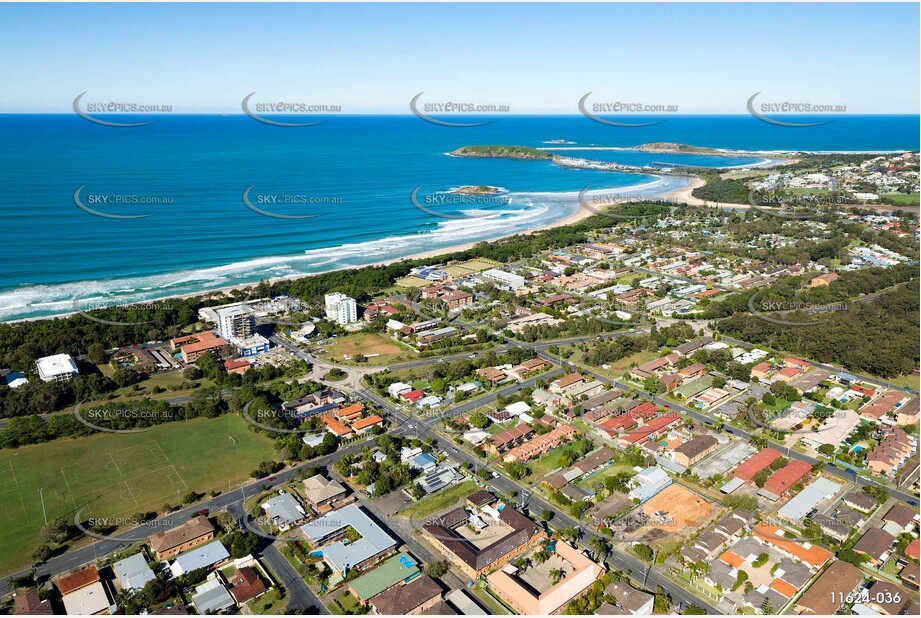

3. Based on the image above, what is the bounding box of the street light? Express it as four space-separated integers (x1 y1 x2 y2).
37 488 48 525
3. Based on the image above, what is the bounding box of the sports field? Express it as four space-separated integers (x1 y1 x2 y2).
0 414 275 574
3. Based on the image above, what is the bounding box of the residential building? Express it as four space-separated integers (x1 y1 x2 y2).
58 566 112 616
423 506 541 578
348 552 421 602
369 573 442 615
173 331 228 363
603 581 654 615
36 353 79 382
629 466 671 503
170 540 231 576
852 528 896 565
760 460 811 499
215 305 254 340
228 567 268 605
325 292 358 325
148 515 215 560
481 268 526 291
794 561 864 615
303 474 348 511
300 504 398 577
12 589 52 615
487 541 605 615
191 576 236 615
671 435 718 467
113 553 156 592
262 493 307 530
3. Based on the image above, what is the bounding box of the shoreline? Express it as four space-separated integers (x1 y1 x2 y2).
5 192 602 324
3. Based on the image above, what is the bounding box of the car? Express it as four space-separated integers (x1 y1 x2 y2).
408 424 415 429
492 471 499 478
267 476 276 482
907 500 918 507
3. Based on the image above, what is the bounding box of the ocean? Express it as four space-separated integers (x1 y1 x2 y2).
0 114 917 321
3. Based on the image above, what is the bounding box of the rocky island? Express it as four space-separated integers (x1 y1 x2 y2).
449 145 553 160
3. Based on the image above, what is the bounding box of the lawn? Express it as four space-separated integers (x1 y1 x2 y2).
576 463 638 491
318 333 413 366
252 588 288 614
523 438 595 481
880 192 920 205
395 276 429 289
572 348 658 378
888 373 920 392
400 480 479 519
0 414 275 574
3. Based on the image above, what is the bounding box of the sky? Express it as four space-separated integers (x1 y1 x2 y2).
0 2 918 114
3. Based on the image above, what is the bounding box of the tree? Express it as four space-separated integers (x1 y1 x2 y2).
817 444 836 457
541 509 555 523
87 342 106 365
534 548 552 564
634 544 654 562
653 593 671 614
468 411 490 429
548 567 568 586
32 544 52 563
591 537 611 561
512 557 531 573
423 560 448 578
39 518 71 544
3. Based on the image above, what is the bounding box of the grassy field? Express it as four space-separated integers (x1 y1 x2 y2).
880 193 920 205
0 415 275 573
318 333 413 366
400 480 479 519
572 348 658 379
888 373 920 392
576 463 638 490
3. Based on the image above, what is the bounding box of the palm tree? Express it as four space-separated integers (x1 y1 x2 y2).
534 548 552 565
512 557 531 573
591 537 610 561
549 567 567 585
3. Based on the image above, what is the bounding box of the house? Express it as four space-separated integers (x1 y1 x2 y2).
810 272 841 287
388 382 413 397
12 589 52 615
488 424 534 453
148 515 215 560
842 491 878 513
58 566 112 616
603 581 654 615
303 474 348 511
671 435 718 467
629 466 671 503
262 493 307 530
550 373 585 393
423 506 541 578
794 561 864 615
852 528 896 565
488 541 605 615
751 362 774 381
113 553 156 592
753 523 832 569
227 567 268 605
882 503 917 533
191 575 236 615
896 396 919 424
170 540 231 576
760 460 811 499
859 580 908 615
352 415 384 434
369 573 442 615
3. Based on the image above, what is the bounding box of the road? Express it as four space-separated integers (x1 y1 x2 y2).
357 386 724 614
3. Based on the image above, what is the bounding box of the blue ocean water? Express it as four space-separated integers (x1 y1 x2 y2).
0 114 917 321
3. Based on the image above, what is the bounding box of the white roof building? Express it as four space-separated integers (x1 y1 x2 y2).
36 353 79 382
113 553 156 592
